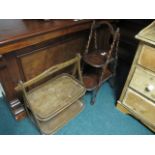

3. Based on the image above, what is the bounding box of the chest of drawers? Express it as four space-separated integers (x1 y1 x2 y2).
116 21 155 132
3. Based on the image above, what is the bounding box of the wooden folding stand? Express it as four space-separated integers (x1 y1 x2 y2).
15 54 86 134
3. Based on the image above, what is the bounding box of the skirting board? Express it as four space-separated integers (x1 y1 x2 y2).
0 83 5 98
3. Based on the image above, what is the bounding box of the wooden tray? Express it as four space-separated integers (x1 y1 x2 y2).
27 73 86 121
38 100 84 135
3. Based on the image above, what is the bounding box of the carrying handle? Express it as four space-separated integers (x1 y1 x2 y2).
15 54 82 92
84 20 115 54
98 21 115 35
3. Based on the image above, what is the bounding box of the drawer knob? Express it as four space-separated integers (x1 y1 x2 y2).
145 84 154 92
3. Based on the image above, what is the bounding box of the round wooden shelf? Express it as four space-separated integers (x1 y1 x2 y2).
83 74 99 91
83 51 107 68
83 68 112 91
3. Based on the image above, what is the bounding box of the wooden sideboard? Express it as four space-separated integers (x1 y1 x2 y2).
0 20 89 101
0 19 115 120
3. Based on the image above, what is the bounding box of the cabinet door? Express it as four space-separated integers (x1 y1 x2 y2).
17 36 86 81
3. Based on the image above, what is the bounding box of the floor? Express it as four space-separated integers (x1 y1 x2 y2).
0 82 154 135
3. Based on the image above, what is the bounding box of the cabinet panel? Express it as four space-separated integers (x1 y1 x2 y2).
20 50 47 81
0 54 22 101
18 36 86 81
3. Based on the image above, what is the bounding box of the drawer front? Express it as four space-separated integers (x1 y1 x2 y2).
138 44 155 72
130 67 155 102
123 89 155 126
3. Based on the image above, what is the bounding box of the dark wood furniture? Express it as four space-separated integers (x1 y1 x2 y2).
0 19 115 120
82 20 120 105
